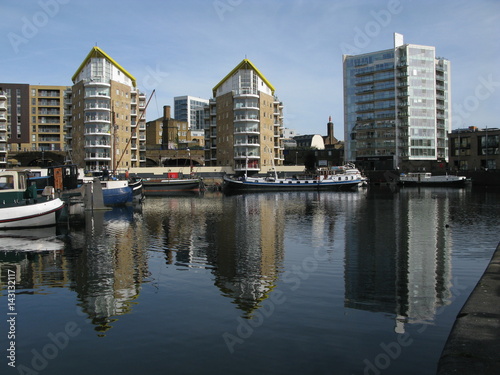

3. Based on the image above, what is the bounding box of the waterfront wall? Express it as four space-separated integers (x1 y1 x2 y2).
437 242 500 374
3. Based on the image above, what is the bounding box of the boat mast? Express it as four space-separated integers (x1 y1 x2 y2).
111 104 116 172
271 154 278 180
245 154 248 179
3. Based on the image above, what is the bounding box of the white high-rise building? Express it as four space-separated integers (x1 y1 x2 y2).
343 33 451 169
174 95 209 131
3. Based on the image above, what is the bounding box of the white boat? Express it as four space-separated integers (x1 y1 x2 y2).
398 172 468 187
223 164 364 192
0 170 65 228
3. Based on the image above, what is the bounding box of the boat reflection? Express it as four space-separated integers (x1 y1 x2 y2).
0 225 64 251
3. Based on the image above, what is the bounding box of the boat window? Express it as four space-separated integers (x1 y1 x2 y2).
0 176 14 189
288 181 292 183
280 181 284 183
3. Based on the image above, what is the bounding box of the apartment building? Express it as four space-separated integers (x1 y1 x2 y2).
204 59 284 172
174 95 209 131
343 33 451 170
31 85 69 151
0 84 70 156
449 126 499 170
0 83 30 153
68 46 147 171
0 88 7 166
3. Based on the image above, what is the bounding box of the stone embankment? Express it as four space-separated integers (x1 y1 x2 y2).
437 242 500 374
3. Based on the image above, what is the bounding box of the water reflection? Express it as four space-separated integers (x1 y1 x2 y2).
68 206 149 336
142 193 286 317
0 226 66 292
0 226 64 251
344 187 460 333
0 188 489 339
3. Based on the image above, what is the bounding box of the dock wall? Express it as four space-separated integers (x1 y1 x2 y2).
437 242 500 374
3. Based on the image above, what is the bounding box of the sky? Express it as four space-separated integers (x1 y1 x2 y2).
1 0 499 140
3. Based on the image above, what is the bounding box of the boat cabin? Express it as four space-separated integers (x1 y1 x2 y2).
0 170 33 206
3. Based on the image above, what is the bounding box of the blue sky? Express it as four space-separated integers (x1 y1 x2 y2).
1 0 499 139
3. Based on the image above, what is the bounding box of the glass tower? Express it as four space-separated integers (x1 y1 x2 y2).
343 33 451 169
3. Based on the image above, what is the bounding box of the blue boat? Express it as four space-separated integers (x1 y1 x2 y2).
99 180 133 206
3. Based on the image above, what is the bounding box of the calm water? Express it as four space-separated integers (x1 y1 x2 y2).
1 187 499 375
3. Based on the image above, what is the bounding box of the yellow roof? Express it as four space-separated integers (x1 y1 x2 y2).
212 59 275 97
71 46 137 87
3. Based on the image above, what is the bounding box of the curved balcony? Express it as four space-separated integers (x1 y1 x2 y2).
85 115 111 123
234 99 259 110
234 129 259 135
234 160 260 171
233 89 259 99
234 114 259 122
84 152 111 161
234 150 260 160
234 141 260 147
84 83 111 99
234 104 259 111
85 141 111 149
85 126 110 135
85 101 111 111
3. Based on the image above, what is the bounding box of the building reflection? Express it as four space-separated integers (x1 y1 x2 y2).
142 193 286 318
69 206 149 336
212 194 285 318
344 187 456 332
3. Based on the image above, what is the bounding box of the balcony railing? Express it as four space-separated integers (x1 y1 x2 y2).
85 152 111 160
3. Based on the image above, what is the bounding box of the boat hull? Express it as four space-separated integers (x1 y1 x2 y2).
129 178 143 197
223 176 361 192
0 198 65 229
143 179 201 196
398 176 468 187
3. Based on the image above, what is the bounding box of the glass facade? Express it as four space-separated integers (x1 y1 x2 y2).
343 50 396 163
174 96 209 131
343 38 451 168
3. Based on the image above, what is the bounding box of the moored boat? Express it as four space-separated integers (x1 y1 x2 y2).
83 171 134 206
100 179 133 206
0 170 65 228
223 164 364 193
398 172 468 187
142 178 202 196
128 176 143 201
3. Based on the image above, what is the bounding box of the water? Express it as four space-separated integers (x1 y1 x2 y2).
1 187 499 375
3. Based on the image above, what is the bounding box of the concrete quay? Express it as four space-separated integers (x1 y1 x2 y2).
437 242 500 374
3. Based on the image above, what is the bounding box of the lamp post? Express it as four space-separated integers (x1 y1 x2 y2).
187 148 192 175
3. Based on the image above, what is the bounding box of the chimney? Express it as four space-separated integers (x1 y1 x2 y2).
163 105 171 120
327 116 334 140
